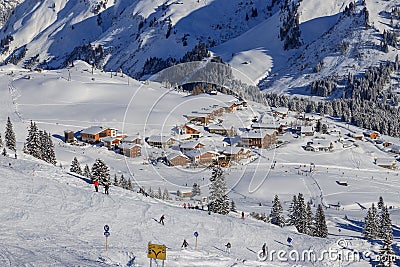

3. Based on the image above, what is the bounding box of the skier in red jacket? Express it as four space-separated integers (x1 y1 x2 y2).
93 180 99 192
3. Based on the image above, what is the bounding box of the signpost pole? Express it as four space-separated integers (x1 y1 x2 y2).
194 231 199 250
106 236 108 256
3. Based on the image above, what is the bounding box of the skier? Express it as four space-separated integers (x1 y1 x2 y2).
93 180 99 192
181 239 189 249
225 242 231 253
262 242 267 257
159 214 165 225
241 211 245 220
183 203 187 209
104 183 109 195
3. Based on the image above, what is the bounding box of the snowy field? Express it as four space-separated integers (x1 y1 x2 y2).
0 63 399 266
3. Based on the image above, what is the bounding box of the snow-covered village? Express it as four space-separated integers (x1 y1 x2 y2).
0 0 400 266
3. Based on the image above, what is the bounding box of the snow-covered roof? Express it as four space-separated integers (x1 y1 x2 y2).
180 140 204 149
185 149 219 159
147 135 175 143
251 123 278 129
121 135 141 142
119 143 141 150
182 124 203 132
223 146 244 155
166 152 189 161
101 136 118 142
81 126 105 135
207 124 230 130
241 129 276 139
376 159 396 166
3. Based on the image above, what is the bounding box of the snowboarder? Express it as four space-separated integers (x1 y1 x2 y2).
181 239 189 249
93 180 99 192
159 214 165 225
225 242 231 253
104 183 109 195
241 211 245 220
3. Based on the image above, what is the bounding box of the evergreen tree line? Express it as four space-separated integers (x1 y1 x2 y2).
24 121 56 165
362 196 396 267
140 43 210 78
145 186 171 200
249 194 328 238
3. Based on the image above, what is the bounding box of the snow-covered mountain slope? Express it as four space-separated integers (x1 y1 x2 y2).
0 60 400 266
0 0 398 96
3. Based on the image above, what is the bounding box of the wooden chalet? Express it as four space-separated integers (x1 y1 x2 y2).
146 135 176 148
166 152 191 166
80 126 117 143
185 149 220 166
120 143 141 158
179 140 205 153
206 124 234 137
240 130 277 148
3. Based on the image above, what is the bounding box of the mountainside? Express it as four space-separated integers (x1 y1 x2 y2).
0 0 399 95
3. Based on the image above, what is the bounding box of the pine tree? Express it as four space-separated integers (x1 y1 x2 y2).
0 133 3 147
91 158 110 185
177 189 182 197
158 187 162 199
288 195 298 226
83 164 91 178
378 196 384 210
314 204 328 238
2 148 7 156
295 193 307 233
148 186 153 197
379 206 393 241
119 174 127 189
230 200 237 212
363 203 379 239
113 174 119 186
5 117 16 151
163 188 170 200
41 131 56 165
378 207 396 267
208 166 229 215
127 178 134 191
305 201 314 235
70 157 82 175
25 121 41 159
270 195 285 227
192 183 201 196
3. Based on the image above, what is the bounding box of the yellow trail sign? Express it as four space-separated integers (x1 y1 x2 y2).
147 243 166 260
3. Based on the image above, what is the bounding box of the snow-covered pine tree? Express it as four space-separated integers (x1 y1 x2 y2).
127 178 133 191
113 174 119 186
43 131 56 165
379 206 393 241
0 133 3 147
163 188 170 200
119 174 126 189
147 186 153 197
25 121 41 159
91 158 110 185
378 207 396 267
314 204 328 238
83 164 91 178
70 157 82 175
2 148 7 156
378 196 385 210
157 187 162 199
270 195 285 227
295 193 306 233
305 201 314 236
287 194 298 226
192 183 201 196
5 117 16 151
177 189 182 197
208 166 229 215
363 203 379 239
230 200 237 213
